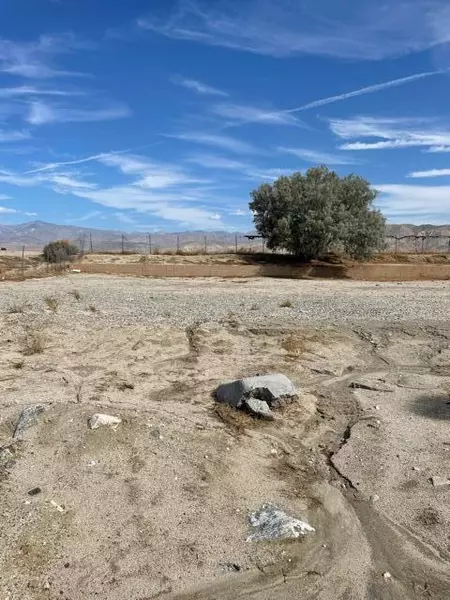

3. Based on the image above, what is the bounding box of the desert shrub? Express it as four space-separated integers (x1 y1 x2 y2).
279 299 294 308
43 240 79 263
44 296 58 312
23 329 47 355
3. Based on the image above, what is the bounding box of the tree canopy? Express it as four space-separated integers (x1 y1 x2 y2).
249 166 385 260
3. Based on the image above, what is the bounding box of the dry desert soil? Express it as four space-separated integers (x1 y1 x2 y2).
1 275 450 599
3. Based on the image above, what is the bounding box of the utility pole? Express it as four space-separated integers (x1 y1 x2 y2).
177 235 180 253
121 234 125 255
235 233 238 254
89 233 93 254
204 235 207 254
148 234 152 255
21 245 25 280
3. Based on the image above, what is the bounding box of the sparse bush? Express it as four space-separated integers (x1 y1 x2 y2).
88 304 98 313
44 296 58 312
70 289 82 301
23 329 47 355
280 299 294 308
11 360 25 370
43 240 79 263
7 302 26 314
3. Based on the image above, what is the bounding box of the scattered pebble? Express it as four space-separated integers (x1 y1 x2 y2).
88 414 122 430
49 500 65 513
28 487 42 496
383 572 392 581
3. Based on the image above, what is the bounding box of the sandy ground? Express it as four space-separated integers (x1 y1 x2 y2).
1 276 450 599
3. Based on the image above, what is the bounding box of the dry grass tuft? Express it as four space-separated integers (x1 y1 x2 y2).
7 302 27 314
70 289 82 301
281 333 310 357
88 304 98 313
11 360 25 370
186 321 202 356
117 381 135 391
23 329 47 355
279 299 294 308
44 296 58 312
213 403 266 433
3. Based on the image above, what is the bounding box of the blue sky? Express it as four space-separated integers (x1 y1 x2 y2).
1 0 450 231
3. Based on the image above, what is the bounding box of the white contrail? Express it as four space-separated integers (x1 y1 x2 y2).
283 69 446 113
26 153 109 174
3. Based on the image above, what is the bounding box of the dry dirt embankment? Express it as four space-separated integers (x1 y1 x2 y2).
0 276 450 599
74 253 450 281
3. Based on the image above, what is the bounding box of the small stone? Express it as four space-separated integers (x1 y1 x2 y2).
430 476 450 487
412 466 421 472
270 448 277 455
244 397 275 420
88 414 121 430
28 487 41 496
49 500 65 513
370 494 380 504
383 572 392 581
13 405 45 440
375 405 381 411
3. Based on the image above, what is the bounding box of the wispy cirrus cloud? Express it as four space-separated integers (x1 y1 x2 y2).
0 206 18 214
329 116 450 151
168 131 259 154
0 153 230 229
408 169 450 178
171 76 228 97
278 147 356 165
0 85 83 98
210 102 304 127
186 154 251 170
26 101 131 125
0 34 91 78
377 183 450 223
0 129 31 142
138 0 450 61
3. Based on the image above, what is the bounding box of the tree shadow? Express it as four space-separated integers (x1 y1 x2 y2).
410 393 450 420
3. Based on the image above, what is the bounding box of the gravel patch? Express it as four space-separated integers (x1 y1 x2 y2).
0 274 449 327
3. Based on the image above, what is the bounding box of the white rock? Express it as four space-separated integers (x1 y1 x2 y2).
88 414 122 430
430 476 450 487
247 503 315 542
383 572 392 581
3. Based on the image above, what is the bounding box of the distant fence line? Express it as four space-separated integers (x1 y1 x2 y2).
3 233 450 257
384 235 450 254
75 233 268 255
75 233 450 255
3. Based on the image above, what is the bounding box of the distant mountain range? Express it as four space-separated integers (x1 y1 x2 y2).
0 220 449 252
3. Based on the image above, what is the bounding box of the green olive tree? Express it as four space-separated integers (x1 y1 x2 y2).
249 166 385 260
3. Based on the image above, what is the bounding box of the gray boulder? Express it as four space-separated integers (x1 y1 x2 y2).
215 374 296 413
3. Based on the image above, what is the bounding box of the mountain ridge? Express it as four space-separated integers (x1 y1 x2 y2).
1 220 450 251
